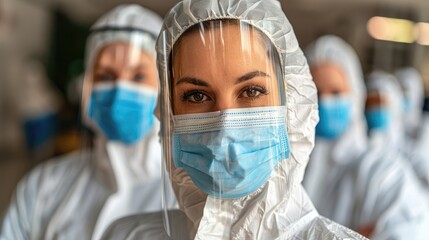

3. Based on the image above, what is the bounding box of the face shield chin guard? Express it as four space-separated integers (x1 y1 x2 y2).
80 28 159 146
158 19 289 238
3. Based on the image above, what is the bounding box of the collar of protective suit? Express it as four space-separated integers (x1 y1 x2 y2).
90 121 167 240
155 1 365 239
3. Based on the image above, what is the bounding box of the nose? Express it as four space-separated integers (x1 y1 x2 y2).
213 93 235 112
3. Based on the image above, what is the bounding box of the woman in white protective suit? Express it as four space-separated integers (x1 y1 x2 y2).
395 67 429 186
366 71 407 149
100 1 367 239
303 35 429 239
0 4 176 240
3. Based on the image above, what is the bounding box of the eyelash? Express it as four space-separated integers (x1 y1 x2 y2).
180 85 268 104
181 90 212 103
239 85 268 99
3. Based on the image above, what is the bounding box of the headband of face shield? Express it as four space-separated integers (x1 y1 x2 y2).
161 19 289 200
83 29 158 144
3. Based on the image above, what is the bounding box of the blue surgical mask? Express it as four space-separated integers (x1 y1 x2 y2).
88 82 157 144
316 95 352 140
172 106 290 199
365 108 390 131
22 112 57 150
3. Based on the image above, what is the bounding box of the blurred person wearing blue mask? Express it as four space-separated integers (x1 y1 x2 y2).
366 72 406 147
365 91 390 131
313 65 353 139
99 1 366 239
395 68 429 186
0 5 177 240
303 35 429 239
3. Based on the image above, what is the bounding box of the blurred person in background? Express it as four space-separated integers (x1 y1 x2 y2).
395 67 424 138
395 67 429 186
366 72 405 150
0 4 176 240
101 1 366 239
303 35 429 239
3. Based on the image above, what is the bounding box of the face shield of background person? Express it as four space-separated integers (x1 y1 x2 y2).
83 37 158 145
161 20 290 236
311 63 352 140
365 90 390 131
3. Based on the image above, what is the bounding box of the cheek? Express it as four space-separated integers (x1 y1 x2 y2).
172 89 186 115
146 71 159 88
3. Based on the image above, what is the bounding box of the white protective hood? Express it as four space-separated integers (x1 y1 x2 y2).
395 67 424 136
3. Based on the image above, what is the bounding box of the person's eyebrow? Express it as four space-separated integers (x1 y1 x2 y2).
236 71 270 84
175 77 210 87
95 65 116 73
128 64 148 71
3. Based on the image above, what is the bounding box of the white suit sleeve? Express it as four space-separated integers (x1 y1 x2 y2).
356 153 429 240
1 167 42 240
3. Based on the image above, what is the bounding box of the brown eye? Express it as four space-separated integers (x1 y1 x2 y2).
182 90 211 103
97 73 116 82
240 86 267 98
134 73 146 82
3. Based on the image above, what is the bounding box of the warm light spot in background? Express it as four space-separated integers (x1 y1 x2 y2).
367 16 415 44
416 22 429 46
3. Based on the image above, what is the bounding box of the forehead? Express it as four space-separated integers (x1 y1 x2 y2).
311 63 346 80
94 42 151 67
366 90 388 105
176 24 266 53
310 62 350 90
172 23 272 75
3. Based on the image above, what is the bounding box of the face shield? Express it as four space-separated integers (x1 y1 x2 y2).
82 29 159 144
158 19 290 238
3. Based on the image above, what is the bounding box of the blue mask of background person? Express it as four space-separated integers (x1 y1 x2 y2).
316 96 352 140
88 83 157 144
365 108 390 131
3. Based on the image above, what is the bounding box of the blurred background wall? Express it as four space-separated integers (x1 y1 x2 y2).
1 0 428 215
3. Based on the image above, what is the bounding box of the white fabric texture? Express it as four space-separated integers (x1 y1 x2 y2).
395 67 424 136
395 67 429 186
86 4 162 65
413 113 429 185
152 1 364 239
303 36 429 239
0 4 177 240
